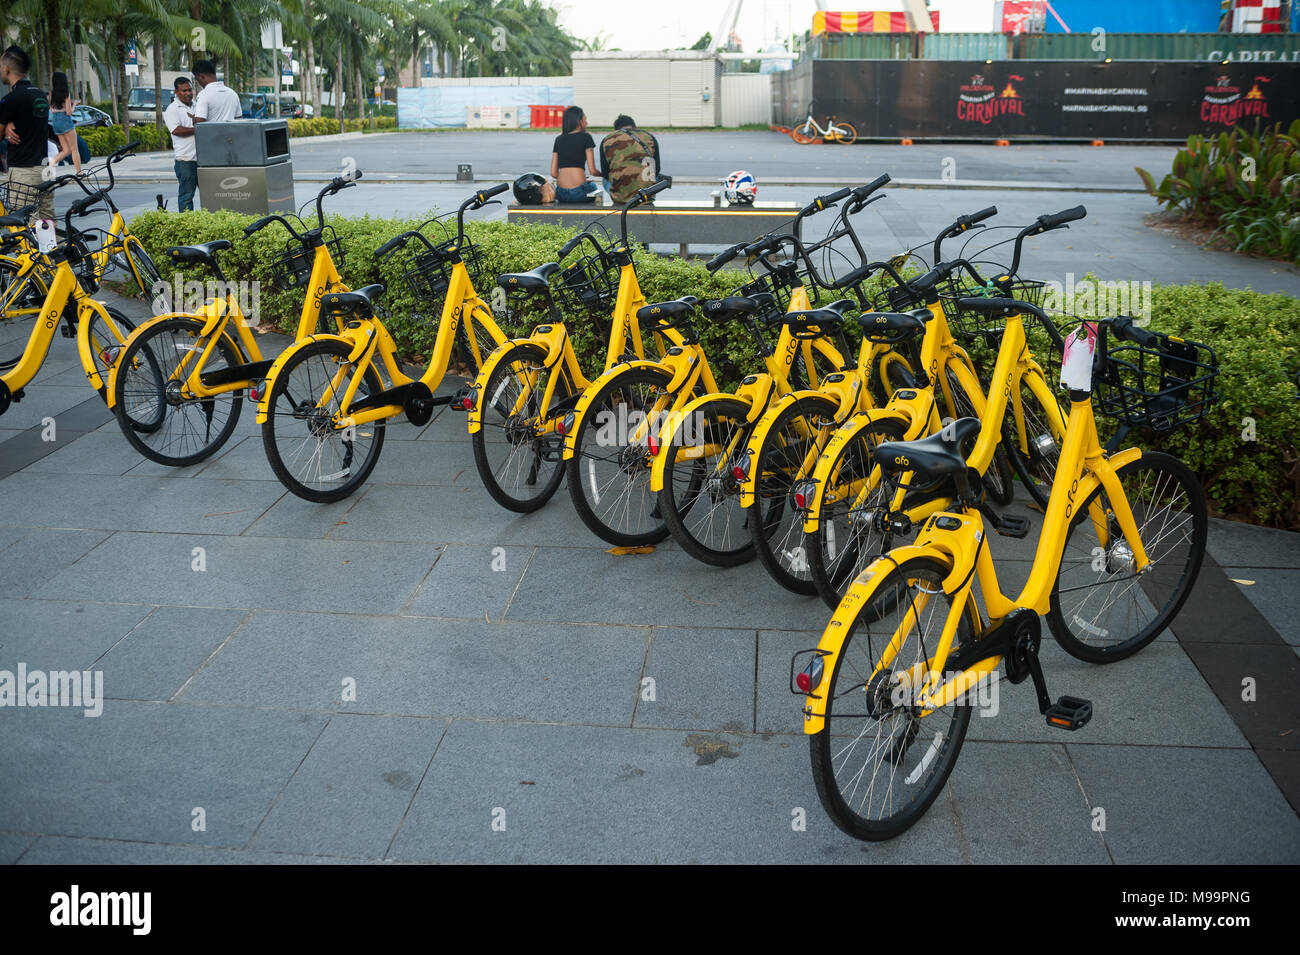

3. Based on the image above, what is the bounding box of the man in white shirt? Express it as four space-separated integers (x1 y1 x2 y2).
191 60 241 125
164 76 197 211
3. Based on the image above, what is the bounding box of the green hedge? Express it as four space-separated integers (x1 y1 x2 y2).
123 209 1300 530
80 116 398 157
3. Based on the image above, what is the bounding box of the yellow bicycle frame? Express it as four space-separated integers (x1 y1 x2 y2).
1 248 129 401
800 393 1145 733
257 251 506 427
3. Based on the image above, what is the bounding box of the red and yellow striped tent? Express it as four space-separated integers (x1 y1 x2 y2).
812 10 941 34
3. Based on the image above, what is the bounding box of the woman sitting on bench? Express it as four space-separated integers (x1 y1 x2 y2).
551 105 600 204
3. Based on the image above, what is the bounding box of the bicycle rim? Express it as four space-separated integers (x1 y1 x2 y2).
1005 373 1063 510
1048 452 1207 663
810 558 973 841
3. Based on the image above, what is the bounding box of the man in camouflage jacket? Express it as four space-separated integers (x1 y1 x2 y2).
599 114 662 205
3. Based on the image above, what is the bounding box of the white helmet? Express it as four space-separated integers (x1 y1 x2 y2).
723 170 757 205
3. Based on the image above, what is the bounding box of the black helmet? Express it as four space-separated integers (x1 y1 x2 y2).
514 173 547 205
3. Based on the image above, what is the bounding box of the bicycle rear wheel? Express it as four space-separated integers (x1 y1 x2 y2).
472 341 572 513
0 256 48 371
565 366 674 546
122 236 163 302
1048 452 1206 663
658 397 754 566
835 122 858 145
750 394 839 594
809 556 974 841
113 316 243 467
262 339 387 503
808 417 907 609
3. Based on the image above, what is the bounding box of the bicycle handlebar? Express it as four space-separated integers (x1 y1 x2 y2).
706 241 750 273
955 296 1066 350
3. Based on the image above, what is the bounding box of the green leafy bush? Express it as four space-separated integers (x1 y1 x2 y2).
1136 120 1300 265
124 210 1300 530
80 116 398 157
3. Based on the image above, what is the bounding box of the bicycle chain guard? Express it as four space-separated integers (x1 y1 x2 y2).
403 381 435 427
0 380 10 416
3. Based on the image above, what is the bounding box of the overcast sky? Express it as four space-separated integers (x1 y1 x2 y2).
551 0 996 52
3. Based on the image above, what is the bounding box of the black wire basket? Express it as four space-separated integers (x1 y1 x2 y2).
554 248 617 314
404 234 486 300
939 277 1048 339
1094 330 1220 433
0 178 44 216
270 226 346 292
732 271 794 326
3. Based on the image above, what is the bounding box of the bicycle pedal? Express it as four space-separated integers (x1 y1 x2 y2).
990 512 1031 539
449 385 474 412
539 435 565 463
1045 696 1092 731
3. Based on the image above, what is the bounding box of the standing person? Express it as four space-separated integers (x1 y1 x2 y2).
47 72 82 177
164 77 197 211
600 114 661 206
191 60 241 125
550 105 598 204
0 47 52 221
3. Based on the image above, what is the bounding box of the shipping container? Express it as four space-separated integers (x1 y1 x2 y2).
572 52 719 128
921 33 1014 61
1016 33 1300 62
811 33 911 60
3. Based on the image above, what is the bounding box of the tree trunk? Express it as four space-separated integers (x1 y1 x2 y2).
336 36 344 133
153 35 164 128
304 9 321 117
411 31 419 88
114 20 130 140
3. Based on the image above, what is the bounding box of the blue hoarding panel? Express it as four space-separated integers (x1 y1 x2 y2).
1045 0 1221 34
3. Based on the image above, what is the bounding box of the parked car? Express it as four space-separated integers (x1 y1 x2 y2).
126 87 174 124
70 104 112 128
278 95 306 119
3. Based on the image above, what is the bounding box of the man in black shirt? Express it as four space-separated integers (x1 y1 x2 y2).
0 47 52 220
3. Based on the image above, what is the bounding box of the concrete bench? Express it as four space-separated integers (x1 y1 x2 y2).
506 199 802 256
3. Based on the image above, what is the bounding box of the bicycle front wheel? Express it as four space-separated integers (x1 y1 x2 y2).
472 341 572 513
0 255 50 371
565 367 674 546
122 237 163 302
1004 371 1064 510
750 394 839 595
809 556 974 841
262 339 387 503
942 365 1014 507
1048 452 1207 663
658 397 755 566
113 317 242 467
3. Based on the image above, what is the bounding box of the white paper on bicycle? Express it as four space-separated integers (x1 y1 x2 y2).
1059 321 1098 392
35 219 57 254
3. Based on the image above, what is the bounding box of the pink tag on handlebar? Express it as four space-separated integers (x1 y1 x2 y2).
1059 321 1098 392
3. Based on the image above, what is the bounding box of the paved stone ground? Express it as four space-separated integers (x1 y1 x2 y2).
1 282 1297 864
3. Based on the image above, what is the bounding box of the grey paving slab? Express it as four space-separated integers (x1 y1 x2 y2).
0 599 153 671
508 545 830 631
389 720 966 863
179 611 648 724
964 639 1247 748
0 386 97 431
187 435 278 482
15 835 379 864
1207 518 1300 568
0 702 327 848
1067 743 1300 864
1228 569 1300 647
632 627 756 733
1176 642 1300 752
0 831 37 864
238 487 374 540
947 742 1111 864
35 532 441 615
0 527 111 599
96 606 251 701
344 437 480 487
320 484 587 546
0 473 285 535
402 544 534 620
18 430 158 477
251 713 449 858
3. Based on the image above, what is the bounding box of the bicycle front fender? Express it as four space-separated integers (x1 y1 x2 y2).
800 543 941 734
801 409 912 533
561 359 670 460
466 336 547 435
648 391 753 493
253 333 356 424
736 389 827 506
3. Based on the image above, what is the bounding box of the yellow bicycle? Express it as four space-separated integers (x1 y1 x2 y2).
793 309 1219 840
